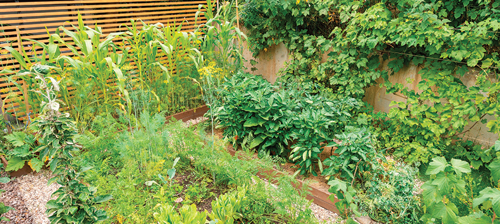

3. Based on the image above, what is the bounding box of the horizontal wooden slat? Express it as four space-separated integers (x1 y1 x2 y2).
0 5 203 20
1 0 207 6
1 8 205 25
0 9 206 31
0 1 208 13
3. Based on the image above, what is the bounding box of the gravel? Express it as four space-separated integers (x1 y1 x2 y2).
0 170 60 224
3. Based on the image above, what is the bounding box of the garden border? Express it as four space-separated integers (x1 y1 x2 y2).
175 105 340 214
165 105 209 123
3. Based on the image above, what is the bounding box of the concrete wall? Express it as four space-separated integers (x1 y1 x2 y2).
241 37 498 146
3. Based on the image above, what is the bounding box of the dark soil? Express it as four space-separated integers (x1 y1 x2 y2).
174 169 230 213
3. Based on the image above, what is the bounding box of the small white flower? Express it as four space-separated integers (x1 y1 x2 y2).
174 197 183 203
48 101 60 111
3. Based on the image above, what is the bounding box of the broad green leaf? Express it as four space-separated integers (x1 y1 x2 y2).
473 187 500 215
426 157 448 175
30 157 43 172
0 177 10 184
93 195 113 204
495 140 500 151
167 168 176 180
327 178 347 193
46 200 61 209
6 157 26 172
451 158 471 174
458 212 492 224
489 159 500 183
244 117 259 127
4 132 27 147
249 135 265 149
442 203 459 224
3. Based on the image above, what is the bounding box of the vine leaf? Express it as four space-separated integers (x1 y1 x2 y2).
473 187 500 215
489 159 500 183
450 158 471 174
426 157 448 175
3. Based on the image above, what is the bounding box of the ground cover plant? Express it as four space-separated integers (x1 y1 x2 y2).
75 112 320 224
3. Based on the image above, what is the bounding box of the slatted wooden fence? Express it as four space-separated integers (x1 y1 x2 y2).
0 0 209 125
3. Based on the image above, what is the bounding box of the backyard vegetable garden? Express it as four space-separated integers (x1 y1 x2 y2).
1 0 500 223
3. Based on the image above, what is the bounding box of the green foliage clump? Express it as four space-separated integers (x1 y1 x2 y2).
419 156 500 223
21 64 111 223
242 0 500 166
212 71 359 175
77 111 318 224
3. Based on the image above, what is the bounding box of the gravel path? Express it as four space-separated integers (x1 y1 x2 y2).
0 170 60 224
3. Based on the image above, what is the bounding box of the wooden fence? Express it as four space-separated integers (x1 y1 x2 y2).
0 0 209 125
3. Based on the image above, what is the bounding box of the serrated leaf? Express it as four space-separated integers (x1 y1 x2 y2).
6 157 26 172
30 157 43 172
458 212 492 224
473 187 500 215
489 159 500 183
426 157 448 175
4 132 27 147
327 178 347 193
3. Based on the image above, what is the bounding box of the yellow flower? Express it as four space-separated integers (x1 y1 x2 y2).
116 214 124 224
296 0 300 4
28 160 33 170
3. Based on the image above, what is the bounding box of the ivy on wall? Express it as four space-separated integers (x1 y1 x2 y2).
241 0 500 163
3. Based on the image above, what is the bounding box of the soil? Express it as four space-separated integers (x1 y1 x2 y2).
173 170 230 213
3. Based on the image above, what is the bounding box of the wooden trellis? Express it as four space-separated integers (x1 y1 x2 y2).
0 0 208 125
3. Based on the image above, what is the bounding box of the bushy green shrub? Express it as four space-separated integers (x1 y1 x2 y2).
211 71 359 175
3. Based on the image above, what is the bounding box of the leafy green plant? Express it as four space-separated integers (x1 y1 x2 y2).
21 64 111 223
328 178 361 221
3 131 41 172
323 127 379 182
153 204 208 224
209 187 247 223
212 72 359 175
419 156 500 223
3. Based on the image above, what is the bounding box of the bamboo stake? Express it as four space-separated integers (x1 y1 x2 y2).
236 0 239 28
16 26 30 124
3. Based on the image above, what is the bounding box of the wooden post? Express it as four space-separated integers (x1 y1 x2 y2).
236 0 239 28
16 26 30 124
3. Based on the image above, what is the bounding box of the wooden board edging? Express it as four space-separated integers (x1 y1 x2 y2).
225 146 340 214
165 105 209 123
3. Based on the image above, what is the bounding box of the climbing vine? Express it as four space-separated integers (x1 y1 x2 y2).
241 0 500 163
